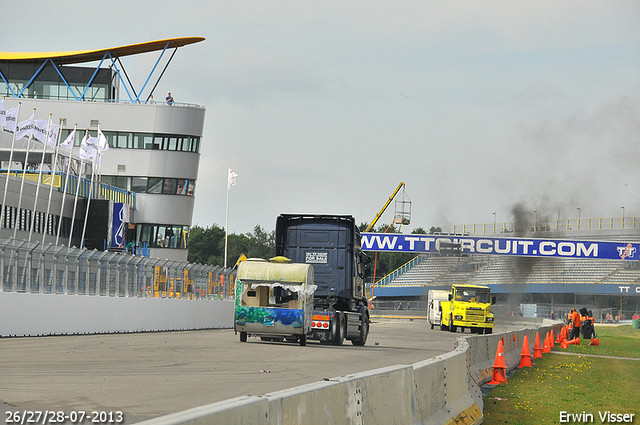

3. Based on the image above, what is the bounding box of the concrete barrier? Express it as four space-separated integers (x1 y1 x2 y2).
0 292 234 336
135 320 564 425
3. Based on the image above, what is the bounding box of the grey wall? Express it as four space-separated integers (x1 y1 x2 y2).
0 292 234 337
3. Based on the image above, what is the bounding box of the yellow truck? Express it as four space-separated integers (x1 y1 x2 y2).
439 284 495 334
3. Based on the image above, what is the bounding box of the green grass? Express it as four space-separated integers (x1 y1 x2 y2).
553 324 640 358
483 326 640 424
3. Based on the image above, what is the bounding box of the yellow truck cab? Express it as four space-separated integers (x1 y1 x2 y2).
439 284 495 334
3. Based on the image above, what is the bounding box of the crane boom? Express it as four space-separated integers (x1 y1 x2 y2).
364 182 405 232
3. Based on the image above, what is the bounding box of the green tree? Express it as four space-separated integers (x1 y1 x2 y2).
245 225 275 259
187 224 225 265
188 221 440 277
187 224 275 267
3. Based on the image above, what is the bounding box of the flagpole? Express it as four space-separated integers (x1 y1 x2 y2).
223 168 238 268
68 157 84 248
29 114 52 242
0 102 21 232
56 125 77 245
43 118 64 244
224 183 230 268
68 130 88 248
14 108 36 240
80 157 97 248
97 124 104 199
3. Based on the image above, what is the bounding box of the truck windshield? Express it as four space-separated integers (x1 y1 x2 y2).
455 288 490 303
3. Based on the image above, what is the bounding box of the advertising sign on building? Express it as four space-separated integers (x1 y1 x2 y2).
361 233 640 261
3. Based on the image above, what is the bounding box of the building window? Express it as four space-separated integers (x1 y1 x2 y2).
101 176 195 196
147 177 163 194
131 177 147 193
162 179 177 194
102 176 129 191
176 179 188 195
137 224 190 249
55 130 200 152
134 133 152 149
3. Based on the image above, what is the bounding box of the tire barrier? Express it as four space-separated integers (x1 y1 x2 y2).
136 319 563 425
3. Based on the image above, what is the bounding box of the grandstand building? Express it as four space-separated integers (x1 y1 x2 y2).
371 223 640 318
0 38 204 261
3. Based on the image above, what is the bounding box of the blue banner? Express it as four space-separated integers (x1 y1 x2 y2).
361 233 640 261
111 203 129 248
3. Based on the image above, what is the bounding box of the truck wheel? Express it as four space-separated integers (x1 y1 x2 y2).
440 323 447 331
332 312 345 346
240 332 247 342
352 313 369 346
299 335 307 346
485 328 492 334
430 323 434 330
448 316 457 333
330 314 338 341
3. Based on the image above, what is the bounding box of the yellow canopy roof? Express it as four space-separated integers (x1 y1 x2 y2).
0 37 205 64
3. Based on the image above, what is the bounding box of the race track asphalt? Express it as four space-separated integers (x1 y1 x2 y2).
0 317 522 424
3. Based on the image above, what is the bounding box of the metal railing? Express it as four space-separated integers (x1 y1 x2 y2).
369 254 426 288
454 216 639 235
1 170 136 209
0 238 234 299
109 99 205 108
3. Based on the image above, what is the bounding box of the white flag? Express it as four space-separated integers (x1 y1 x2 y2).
0 99 5 128
89 136 101 165
32 119 49 144
3 107 18 132
228 168 238 189
60 129 75 150
97 128 109 153
46 123 60 149
79 132 95 162
16 113 35 140
81 136 100 164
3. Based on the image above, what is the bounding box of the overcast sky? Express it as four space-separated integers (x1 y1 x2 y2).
6 1 640 235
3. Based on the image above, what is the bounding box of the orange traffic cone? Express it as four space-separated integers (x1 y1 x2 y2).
558 326 567 343
519 335 532 368
542 332 551 353
550 330 555 348
513 334 517 342
565 337 580 347
533 332 543 359
588 338 599 346
488 339 507 384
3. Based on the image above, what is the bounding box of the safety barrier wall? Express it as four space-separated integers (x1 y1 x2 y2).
0 292 235 337
136 319 563 425
0 236 237 337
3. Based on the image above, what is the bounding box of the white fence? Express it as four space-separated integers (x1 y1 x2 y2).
0 237 236 337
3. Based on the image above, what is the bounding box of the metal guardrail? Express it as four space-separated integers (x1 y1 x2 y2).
109 99 205 109
0 238 234 299
370 254 426 287
454 216 639 235
0 170 136 209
